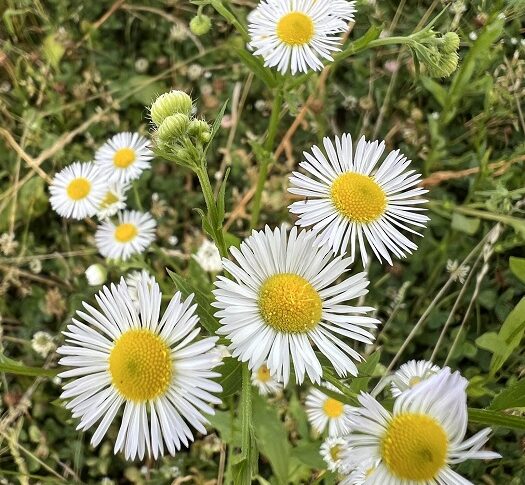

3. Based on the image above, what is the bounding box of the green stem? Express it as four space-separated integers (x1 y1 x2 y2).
133 183 143 211
240 362 252 458
250 89 283 229
210 0 249 42
196 166 228 257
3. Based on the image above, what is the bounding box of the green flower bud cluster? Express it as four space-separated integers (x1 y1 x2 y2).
412 31 460 78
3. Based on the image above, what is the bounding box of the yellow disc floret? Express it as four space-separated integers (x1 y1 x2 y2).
114 223 138 243
277 12 315 46
109 329 172 402
381 413 448 481
330 172 387 223
258 273 322 333
100 191 119 208
113 148 136 168
323 397 344 418
66 178 91 201
257 364 272 383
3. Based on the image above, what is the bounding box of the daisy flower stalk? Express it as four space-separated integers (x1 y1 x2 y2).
289 134 429 266
306 383 354 437
340 367 501 484
57 273 222 460
49 162 107 220
95 210 156 261
248 0 348 75
213 225 379 385
95 132 154 183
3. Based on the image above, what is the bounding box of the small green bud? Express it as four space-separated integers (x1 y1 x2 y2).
442 32 460 54
188 119 210 136
157 113 190 143
199 131 212 143
190 14 212 36
150 90 193 127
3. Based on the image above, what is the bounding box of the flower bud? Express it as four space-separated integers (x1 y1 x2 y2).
199 131 212 143
157 113 190 143
190 14 212 36
85 263 107 286
188 119 211 136
442 32 460 54
150 90 193 127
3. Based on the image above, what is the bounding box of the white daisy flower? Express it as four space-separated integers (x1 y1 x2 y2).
320 437 349 473
193 239 223 273
95 132 153 183
251 362 283 395
212 225 379 385
331 0 357 23
340 367 501 484
57 273 222 460
306 382 353 437
95 211 156 261
289 134 430 266
49 162 107 220
97 182 129 220
340 458 380 485
391 359 441 397
125 269 156 304
248 0 348 75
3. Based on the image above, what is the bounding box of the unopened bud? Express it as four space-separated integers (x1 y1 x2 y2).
150 90 193 127
85 263 107 286
190 14 212 36
442 32 460 54
157 113 190 143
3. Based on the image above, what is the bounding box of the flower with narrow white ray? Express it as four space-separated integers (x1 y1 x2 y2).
320 437 349 473
340 458 380 485
306 382 353 436
331 0 357 23
97 182 129 220
57 273 222 460
95 132 153 183
289 134 429 266
125 269 156 304
248 0 348 75
49 162 107 220
213 225 379 385
391 359 441 397
193 239 223 273
251 362 283 395
340 367 501 484
95 211 156 261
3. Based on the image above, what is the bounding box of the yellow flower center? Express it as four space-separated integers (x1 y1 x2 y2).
66 177 91 201
100 190 119 208
113 148 136 168
109 329 172 402
256 364 272 383
330 172 387 223
409 376 422 387
329 444 341 461
277 12 314 46
323 397 344 418
114 223 138 243
381 413 448 481
258 273 322 333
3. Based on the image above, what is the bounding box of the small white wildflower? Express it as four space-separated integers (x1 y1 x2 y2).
469 32 478 41
193 240 222 273
187 64 204 81
85 264 107 286
320 437 349 473
32 331 56 358
125 270 156 303
168 235 179 246
447 259 470 284
170 24 188 42
135 58 149 73
0 232 18 256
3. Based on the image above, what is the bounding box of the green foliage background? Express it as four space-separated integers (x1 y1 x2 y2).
1 0 525 483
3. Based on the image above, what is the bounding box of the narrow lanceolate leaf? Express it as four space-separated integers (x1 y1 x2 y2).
468 408 525 430
489 379 525 411
167 268 220 333
0 353 57 378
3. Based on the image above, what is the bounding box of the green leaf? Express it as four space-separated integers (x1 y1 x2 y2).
489 379 525 411
204 100 229 157
252 393 290 484
218 357 243 399
509 256 525 285
468 408 525 430
0 353 57 378
489 296 525 375
451 212 480 235
290 442 325 470
166 269 220 333
217 167 231 225
207 410 240 445
349 351 381 394
420 77 447 107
